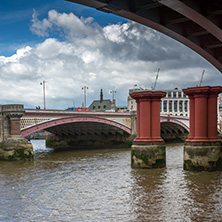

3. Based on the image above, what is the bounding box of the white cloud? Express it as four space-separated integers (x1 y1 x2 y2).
0 46 32 64
104 23 127 43
34 38 74 59
30 9 52 37
0 10 221 109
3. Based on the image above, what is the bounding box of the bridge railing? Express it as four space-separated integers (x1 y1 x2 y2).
21 117 56 130
24 109 131 116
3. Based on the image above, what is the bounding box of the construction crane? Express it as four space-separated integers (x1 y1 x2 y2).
198 70 205 87
151 68 160 90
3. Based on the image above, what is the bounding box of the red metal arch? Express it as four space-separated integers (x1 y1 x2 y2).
21 116 132 137
160 118 190 132
68 0 222 72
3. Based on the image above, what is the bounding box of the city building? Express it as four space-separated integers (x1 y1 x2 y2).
128 88 190 117
89 89 113 112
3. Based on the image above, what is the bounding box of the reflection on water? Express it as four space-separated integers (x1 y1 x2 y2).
0 140 222 221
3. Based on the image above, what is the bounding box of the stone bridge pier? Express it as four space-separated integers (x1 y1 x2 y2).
0 105 33 160
183 86 222 171
130 90 166 169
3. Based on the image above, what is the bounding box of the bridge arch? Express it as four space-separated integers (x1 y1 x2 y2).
160 118 189 141
161 118 189 132
69 0 222 72
21 116 132 138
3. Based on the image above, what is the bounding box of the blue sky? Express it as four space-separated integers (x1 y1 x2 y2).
0 0 221 109
0 0 126 56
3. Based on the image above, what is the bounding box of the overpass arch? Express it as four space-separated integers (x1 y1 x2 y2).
161 118 189 132
21 116 132 138
160 118 189 140
69 0 222 72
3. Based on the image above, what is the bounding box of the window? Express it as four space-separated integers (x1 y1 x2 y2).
93 106 95 109
179 101 183 112
173 92 176 98
98 106 101 109
103 105 106 109
174 101 177 112
178 92 181 98
164 100 167 112
184 101 188 112
169 100 172 112
168 92 171 98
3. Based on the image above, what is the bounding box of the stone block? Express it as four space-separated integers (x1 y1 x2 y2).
131 141 166 168
184 141 222 171
0 138 33 161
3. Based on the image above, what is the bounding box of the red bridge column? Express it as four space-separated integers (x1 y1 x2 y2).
208 90 220 141
130 90 166 169
151 96 164 141
136 100 141 139
183 86 222 171
137 98 151 141
193 92 208 142
186 95 195 142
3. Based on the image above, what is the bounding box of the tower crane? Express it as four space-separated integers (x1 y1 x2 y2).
151 68 160 90
198 70 205 87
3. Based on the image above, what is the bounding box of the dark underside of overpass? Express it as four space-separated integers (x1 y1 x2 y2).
45 122 132 149
46 122 188 140
161 122 188 142
41 121 188 149
46 122 129 138
68 0 222 72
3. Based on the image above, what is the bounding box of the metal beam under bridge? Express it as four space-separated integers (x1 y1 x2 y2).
67 0 222 72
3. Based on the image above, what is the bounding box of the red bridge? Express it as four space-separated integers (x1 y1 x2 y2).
20 108 190 141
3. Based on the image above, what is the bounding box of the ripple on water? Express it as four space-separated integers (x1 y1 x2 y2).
0 141 222 221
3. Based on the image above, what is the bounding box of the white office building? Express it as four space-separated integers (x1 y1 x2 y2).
128 88 190 117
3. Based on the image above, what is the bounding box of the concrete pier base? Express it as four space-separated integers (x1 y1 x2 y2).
0 137 33 161
182 86 222 171
184 141 222 171
130 90 166 169
0 104 33 160
131 141 166 168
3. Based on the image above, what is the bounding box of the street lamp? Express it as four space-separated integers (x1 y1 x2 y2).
40 80 46 110
82 86 88 109
110 90 116 111
110 90 116 102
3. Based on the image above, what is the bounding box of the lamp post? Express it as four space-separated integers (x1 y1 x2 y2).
110 90 116 111
110 90 116 102
40 80 46 110
82 86 88 109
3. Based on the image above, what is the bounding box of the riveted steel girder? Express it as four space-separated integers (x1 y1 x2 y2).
46 121 127 137
161 121 188 134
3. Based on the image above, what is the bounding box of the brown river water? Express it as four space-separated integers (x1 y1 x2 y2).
0 140 222 221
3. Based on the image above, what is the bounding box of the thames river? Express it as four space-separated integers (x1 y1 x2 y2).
0 140 222 221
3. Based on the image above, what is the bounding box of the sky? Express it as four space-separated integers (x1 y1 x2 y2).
0 0 221 109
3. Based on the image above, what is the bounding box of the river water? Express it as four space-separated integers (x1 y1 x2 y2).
0 140 222 221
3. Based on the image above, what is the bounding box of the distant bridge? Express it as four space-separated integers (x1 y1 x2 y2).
20 109 190 140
